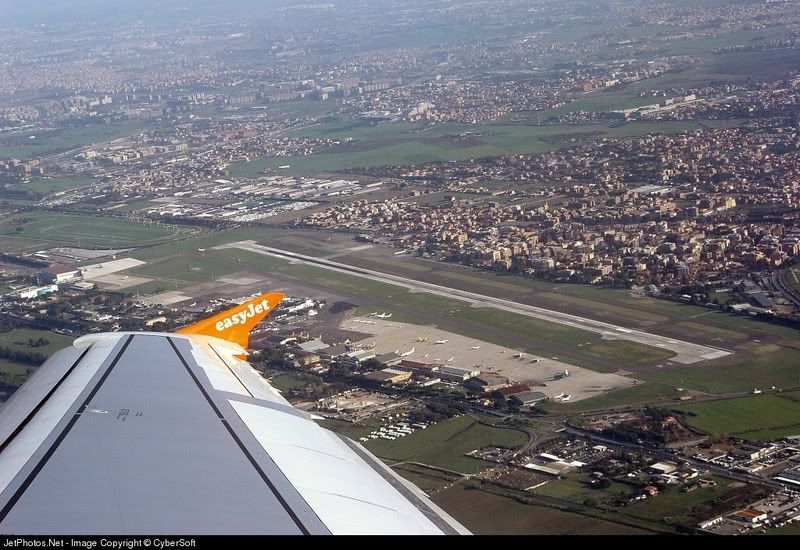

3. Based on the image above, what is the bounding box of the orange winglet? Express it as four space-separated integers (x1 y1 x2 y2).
176 292 286 349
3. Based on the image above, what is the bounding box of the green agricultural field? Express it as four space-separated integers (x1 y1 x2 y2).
432 482 654 535
0 235 43 254
674 394 800 440
0 121 149 159
362 415 527 474
229 119 715 177
0 212 182 248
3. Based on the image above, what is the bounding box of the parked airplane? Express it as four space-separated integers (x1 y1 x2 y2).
554 369 570 379
470 346 480 350
369 312 392 319
434 340 448 345
513 352 525 359
400 347 416 358
446 356 455 362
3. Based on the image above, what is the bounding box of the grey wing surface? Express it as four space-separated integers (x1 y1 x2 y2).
0 332 470 535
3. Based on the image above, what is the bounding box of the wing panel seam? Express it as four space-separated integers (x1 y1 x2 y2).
0 346 92 456
165 337 312 535
0 335 134 524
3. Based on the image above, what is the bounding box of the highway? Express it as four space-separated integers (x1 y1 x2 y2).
217 240 732 364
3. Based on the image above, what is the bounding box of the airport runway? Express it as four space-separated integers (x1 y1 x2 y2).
216 240 732 364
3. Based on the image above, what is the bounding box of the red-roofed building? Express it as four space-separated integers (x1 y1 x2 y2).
495 384 530 397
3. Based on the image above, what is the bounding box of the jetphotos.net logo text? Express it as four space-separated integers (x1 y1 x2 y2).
215 299 272 331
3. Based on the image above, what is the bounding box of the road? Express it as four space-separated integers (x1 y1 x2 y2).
773 268 800 309
216 240 733 364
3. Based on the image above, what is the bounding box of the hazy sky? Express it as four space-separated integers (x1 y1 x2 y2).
0 0 301 25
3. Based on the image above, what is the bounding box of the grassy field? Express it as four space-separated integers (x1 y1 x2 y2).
640 344 800 395
534 472 638 504
21 175 99 195
0 329 75 387
506 93 680 124
545 383 680 413
674 394 800 440
391 463 462 493
622 476 738 526
0 121 149 159
229 119 717 177
0 234 44 254
0 328 75 356
626 48 800 92
0 175 99 205
0 212 183 248
360 415 527 474
0 358 36 387
432 482 654 535
581 340 676 371
768 522 800 535
266 372 313 393
534 472 743 530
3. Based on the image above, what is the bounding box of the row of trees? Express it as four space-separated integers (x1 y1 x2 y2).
0 345 47 366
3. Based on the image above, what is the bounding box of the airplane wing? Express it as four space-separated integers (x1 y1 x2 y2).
0 294 469 535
